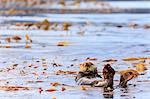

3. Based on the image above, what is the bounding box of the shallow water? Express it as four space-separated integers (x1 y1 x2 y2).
0 1 150 98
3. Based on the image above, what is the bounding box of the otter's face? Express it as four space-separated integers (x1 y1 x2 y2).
103 64 115 80
75 62 101 82
80 62 97 73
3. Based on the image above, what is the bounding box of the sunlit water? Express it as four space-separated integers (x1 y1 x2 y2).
0 2 150 99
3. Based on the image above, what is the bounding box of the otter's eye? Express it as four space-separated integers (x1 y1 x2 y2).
86 63 90 67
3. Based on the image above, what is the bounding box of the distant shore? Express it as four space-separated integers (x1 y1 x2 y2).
0 8 150 15
0 0 150 15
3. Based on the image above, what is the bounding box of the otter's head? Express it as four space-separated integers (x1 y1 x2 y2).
79 61 98 74
103 64 115 80
75 62 101 82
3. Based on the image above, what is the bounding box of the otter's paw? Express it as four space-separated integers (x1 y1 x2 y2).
77 78 92 85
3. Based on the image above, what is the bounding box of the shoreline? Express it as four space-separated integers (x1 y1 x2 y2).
0 8 150 15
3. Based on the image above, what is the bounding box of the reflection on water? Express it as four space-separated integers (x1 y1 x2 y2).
0 1 150 99
103 90 114 98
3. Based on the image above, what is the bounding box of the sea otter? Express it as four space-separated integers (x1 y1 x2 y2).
75 62 139 90
75 62 115 90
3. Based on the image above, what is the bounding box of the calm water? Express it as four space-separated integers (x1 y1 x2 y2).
0 1 150 99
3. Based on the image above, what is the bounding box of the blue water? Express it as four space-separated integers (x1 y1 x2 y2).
0 1 150 99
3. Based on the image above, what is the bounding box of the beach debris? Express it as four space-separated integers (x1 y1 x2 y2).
50 82 60 87
0 86 30 91
57 41 71 46
25 44 31 48
12 35 22 42
80 86 87 90
102 59 117 62
116 25 123 28
72 59 78 61
71 0 80 6
27 80 43 84
59 0 66 6
144 24 150 29
0 45 11 48
38 88 43 94
56 70 77 75
41 58 47 67
123 57 139 61
62 22 72 31
52 63 62 67
25 34 32 48
86 57 98 61
122 57 150 61
15 22 34 27
32 72 39 78
135 63 147 72
14 19 50 30
129 22 138 28
52 96 56 99
41 19 50 30
34 19 50 30
25 34 32 43
61 87 66 91
6 8 25 15
5 37 11 43
46 88 57 92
